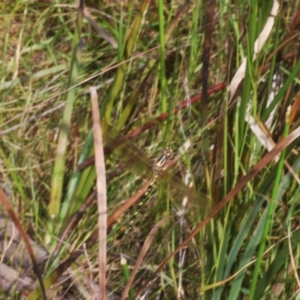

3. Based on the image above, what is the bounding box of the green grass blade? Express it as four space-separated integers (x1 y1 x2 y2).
249 118 291 299
48 8 83 221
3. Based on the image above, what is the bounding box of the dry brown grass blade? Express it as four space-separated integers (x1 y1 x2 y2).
164 0 192 41
121 216 169 300
107 178 152 231
83 7 118 48
90 86 107 299
0 188 46 299
136 125 300 298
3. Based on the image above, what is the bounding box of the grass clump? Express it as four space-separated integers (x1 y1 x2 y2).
1 1 300 299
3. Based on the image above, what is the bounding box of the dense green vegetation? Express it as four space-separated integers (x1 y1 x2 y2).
1 0 300 299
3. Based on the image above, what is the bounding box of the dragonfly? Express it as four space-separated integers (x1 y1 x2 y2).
77 125 211 234
124 147 175 234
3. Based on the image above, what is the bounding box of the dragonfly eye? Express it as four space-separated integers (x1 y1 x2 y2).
163 148 175 160
152 148 174 175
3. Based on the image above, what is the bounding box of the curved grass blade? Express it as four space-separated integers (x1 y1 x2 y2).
48 6 84 221
0 188 46 300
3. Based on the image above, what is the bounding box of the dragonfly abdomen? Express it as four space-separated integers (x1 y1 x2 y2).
124 148 174 235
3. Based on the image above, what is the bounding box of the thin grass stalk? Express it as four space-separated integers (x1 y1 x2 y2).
120 255 134 300
248 109 290 299
239 1 258 141
213 206 231 297
157 0 167 137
